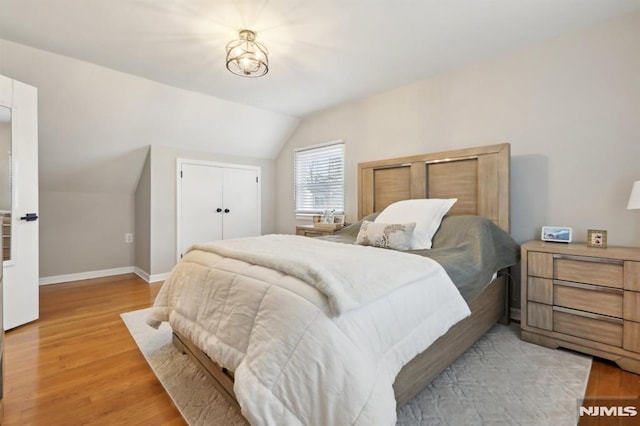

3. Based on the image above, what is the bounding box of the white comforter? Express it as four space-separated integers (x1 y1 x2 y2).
148 235 470 425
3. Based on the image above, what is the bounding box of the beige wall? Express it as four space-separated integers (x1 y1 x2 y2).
275 13 640 308
134 149 151 273
276 12 640 242
142 145 276 277
0 38 297 281
7 12 640 283
39 191 135 277
0 38 298 193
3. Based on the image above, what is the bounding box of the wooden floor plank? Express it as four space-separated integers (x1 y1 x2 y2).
3 274 185 425
2 273 638 424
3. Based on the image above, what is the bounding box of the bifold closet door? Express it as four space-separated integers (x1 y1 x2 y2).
180 164 223 257
179 163 260 258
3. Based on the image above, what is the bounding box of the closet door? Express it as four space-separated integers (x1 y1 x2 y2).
222 167 259 239
177 161 261 260
179 164 223 257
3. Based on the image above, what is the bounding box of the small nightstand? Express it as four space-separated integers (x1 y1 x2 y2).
521 240 640 374
295 224 342 238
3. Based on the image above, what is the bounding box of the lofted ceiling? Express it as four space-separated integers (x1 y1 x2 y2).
1 0 639 117
0 0 639 194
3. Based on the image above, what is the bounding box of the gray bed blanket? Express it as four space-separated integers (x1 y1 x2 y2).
322 214 520 301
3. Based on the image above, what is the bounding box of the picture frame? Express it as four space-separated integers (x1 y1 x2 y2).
587 229 607 248
312 213 345 229
541 226 572 243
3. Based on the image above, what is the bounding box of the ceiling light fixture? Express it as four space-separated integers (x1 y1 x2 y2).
225 29 269 78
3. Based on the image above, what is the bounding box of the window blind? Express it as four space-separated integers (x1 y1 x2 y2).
294 142 344 214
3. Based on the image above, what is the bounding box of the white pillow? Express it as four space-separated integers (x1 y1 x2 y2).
374 198 457 249
355 221 416 250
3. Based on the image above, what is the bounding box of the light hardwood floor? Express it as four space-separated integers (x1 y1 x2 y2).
3 274 639 425
3 274 184 425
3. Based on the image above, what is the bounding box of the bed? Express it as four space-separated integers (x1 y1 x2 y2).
149 143 518 424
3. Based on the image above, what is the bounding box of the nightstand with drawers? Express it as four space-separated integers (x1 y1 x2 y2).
521 241 640 374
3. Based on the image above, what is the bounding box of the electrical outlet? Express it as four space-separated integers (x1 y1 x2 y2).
125 233 134 243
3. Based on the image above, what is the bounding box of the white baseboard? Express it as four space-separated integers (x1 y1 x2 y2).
39 266 136 286
510 307 521 322
133 267 151 282
134 267 171 284
149 272 171 283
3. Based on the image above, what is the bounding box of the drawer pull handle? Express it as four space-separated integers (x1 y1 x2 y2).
552 306 623 324
553 280 623 294
552 254 623 265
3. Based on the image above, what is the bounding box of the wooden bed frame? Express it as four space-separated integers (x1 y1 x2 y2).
173 142 512 412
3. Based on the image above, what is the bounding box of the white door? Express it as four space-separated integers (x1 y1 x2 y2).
179 163 223 257
177 161 260 260
222 167 260 239
0 77 39 330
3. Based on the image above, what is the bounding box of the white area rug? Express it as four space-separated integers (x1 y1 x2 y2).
122 308 591 425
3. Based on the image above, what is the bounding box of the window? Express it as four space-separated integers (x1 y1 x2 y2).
294 142 344 214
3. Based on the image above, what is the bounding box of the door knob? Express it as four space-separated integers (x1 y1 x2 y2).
216 208 222 213
20 213 39 222
224 208 230 213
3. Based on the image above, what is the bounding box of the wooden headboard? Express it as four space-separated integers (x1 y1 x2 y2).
358 143 510 232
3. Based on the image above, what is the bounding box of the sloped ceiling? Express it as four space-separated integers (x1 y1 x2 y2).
0 38 300 192
0 0 639 193
1 0 639 116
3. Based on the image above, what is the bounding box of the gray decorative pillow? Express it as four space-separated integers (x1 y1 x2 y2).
355 220 416 250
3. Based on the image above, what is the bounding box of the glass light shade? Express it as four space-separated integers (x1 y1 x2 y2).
226 30 269 78
628 180 640 209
